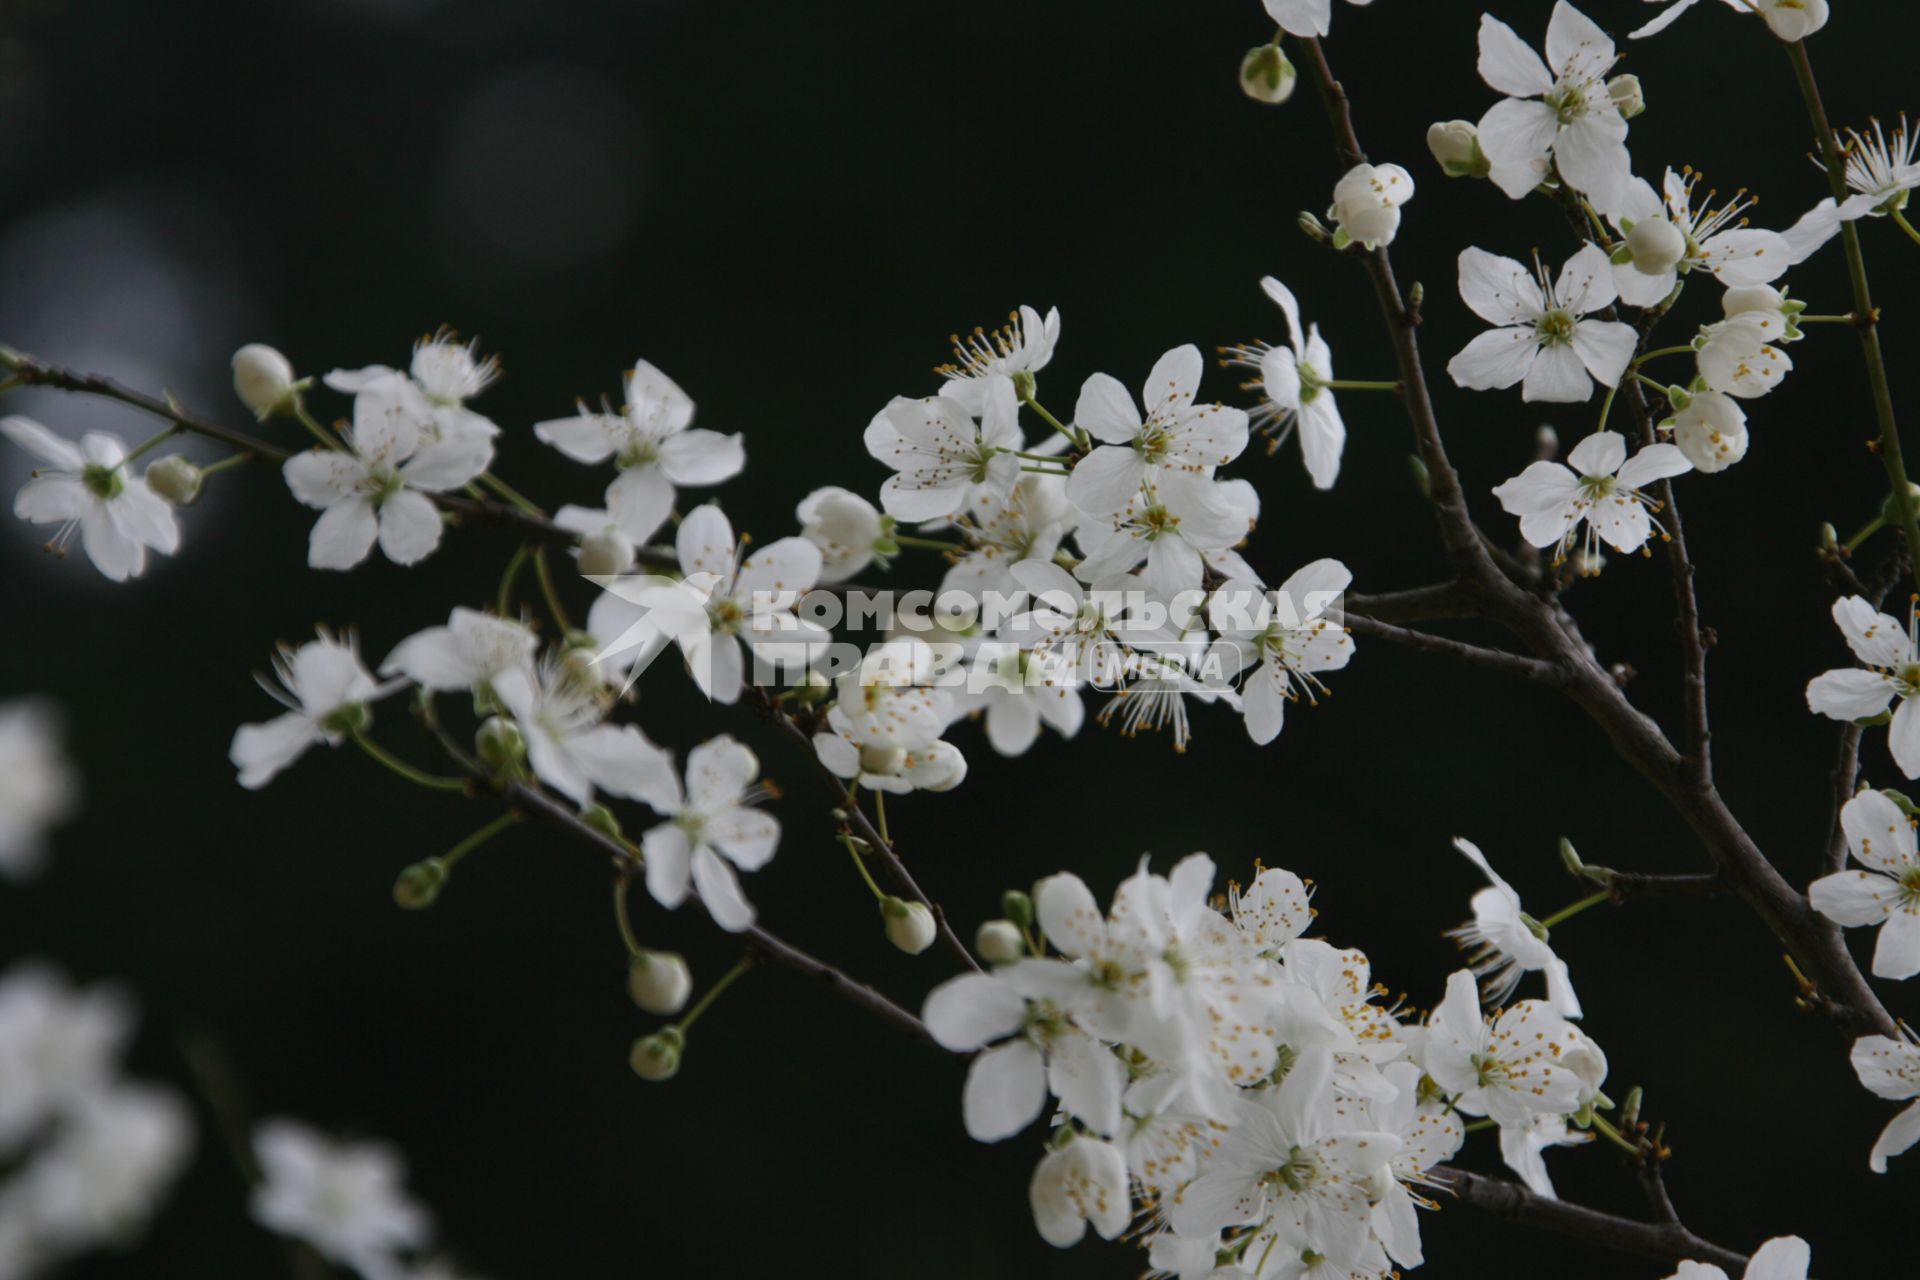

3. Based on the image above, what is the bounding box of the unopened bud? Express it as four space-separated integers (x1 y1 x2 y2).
1607 74 1646 120
1408 454 1431 498
393 858 447 909
577 527 636 578
231 344 298 420
579 803 625 843
1535 425 1560 460
145 456 203 505
1426 120 1489 178
882 896 937 955
1819 522 1840 553
791 669 832 708
1297 211 1331 245
1559 837 1585 878
1238 44 1296 105
1621 1085 1644 1129
475 716 525 771
629 1027 684 1081
975 919 1024 964
1001 889 1035 930
628 950 693 1015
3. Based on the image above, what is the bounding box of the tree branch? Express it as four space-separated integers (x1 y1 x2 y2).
1342 613 1565 685
1297 37 1897 1040
0 346 679 565
1430 1167 1747 1273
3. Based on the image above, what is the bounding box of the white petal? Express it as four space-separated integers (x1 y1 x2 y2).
1477 13 1553 97
923 974 1028 1051
376 490 444 565
963 1039 1047 1142
307 499 380 571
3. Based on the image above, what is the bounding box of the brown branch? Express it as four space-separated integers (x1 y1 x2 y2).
502 777 944 1048
1344 580 1479 624
1342 613 1565 686
1297 36 1897 1043
0 346 678 566
1431 1167 1747 1273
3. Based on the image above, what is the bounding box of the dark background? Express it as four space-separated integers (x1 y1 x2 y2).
0 0 1912 1275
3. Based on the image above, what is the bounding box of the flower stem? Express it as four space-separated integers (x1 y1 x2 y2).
1537 889 1611 931
498 543 533 616
197 452 253 479
1022 395 1084 450
290 397 345 450
1891 209 1920 250
1590 1113 1642 1157
1594 380 1620 436
1322 379 1402 392
440 809 521 872
1846 515 1887 554
1787 38 1920 589
352 730 470 792
614 875 645 959
842 831 887 902
478 471 546 518
893 533 962 552
1795 313 1856 325
1019 464 1071 475
533 546 574 632
121 424 182 467
674 956 753 1035
874 790 891 845
1631 346 1695 367
1628 371 1671 395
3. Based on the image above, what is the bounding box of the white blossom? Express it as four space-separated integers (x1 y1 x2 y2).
1067 344 1249 518
1222 277 1349 490
1029 1137 1130 1249
230 631 402 790
866 376 1023 521
814 641 968 794
1809 790 1920 979
1424 969 1605 1130
491 660 678 810
1850 1033 1920 1172
1475 3 1634 208
951 641 1084 757
1659 1236 1813 1280
232 343 299 419
2 418 181 582
1492 430 1692 565
1446 837 1582 1017
282 388 490 571
936 305 1061 410
0 967 133 1156
326 332 502 451
1664 389 1750 473
1072 472 1255 599
20 1085 192 1252
251 1119 433 1276
797 486 891 584
0 700 79 880
1208 560 1354 746
639 735 779 933
379 608 538 702
1327 162 1414 250
533 360 743 544
1447 244 1637 402
627 503 827 704
1695 311 1794 399
1260 0 1375 39
1606 169 1792 308
1806 596 1920 778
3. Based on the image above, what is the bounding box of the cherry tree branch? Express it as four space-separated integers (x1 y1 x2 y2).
0 346 680 565
1296 37 1897 1041
1342 613 1565 685
1429 1167 1747 1273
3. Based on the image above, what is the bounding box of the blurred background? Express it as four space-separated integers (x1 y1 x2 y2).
0 0 1914 1274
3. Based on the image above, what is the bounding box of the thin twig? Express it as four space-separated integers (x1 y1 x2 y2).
1342 614 1565 685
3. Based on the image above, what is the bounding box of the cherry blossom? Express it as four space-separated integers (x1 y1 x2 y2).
1447 244 1637 403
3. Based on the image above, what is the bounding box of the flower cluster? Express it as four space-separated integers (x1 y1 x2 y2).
926 853 1617 1274
0 965 193 1278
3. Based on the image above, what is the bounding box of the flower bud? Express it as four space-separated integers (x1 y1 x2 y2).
1534 425 1559 460
1757 0 1828 42
393 858 447 909
1721 283 1788 319
628 950 692 1015
475 716 526 771
1625 217 1686 276
1607 74 1646 120
790 669 833 708
231 344 298 420
975 919 1024 964
1238 44 1296 105
1001 889 1035 929
577 527 636 578
1426 120 1488 179
579 803 624 843
145 456 203 505
629 1028 683 1081
882 896 937 955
